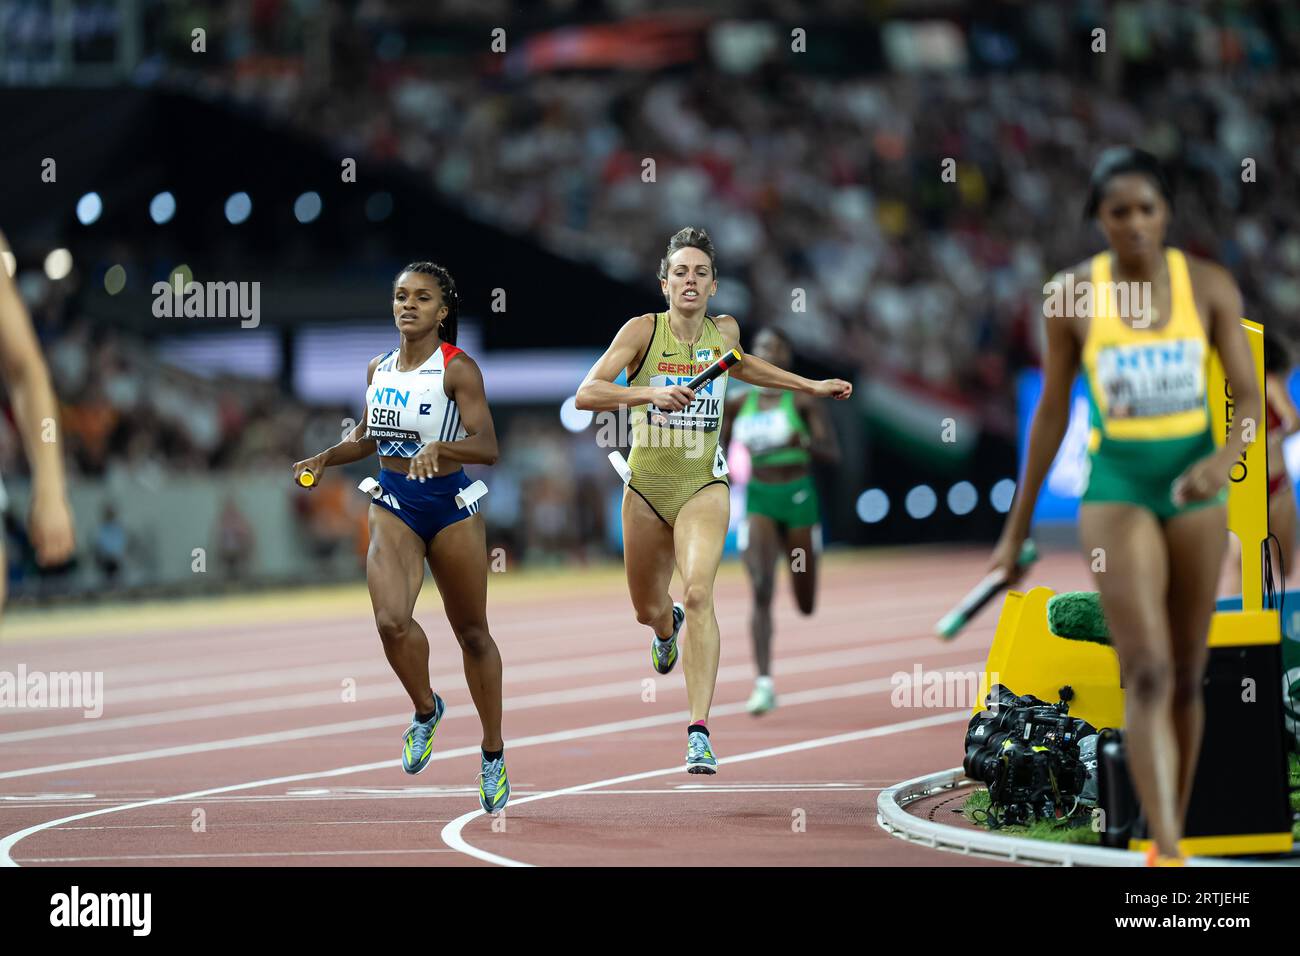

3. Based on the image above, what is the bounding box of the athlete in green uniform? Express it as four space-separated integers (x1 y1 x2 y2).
720 328 840 714
577 227 853 773
991 148 1260 864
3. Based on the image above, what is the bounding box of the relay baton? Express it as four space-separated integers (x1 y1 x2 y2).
683 348 743 391
934 539 1039 641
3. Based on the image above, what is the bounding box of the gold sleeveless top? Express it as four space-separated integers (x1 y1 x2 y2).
625 313 730 519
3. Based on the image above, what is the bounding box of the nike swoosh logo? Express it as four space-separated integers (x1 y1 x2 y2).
662 351 676 357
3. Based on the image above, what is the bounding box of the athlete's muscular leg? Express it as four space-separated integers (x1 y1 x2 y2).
367 506 436 713
785 524 819 616
427 513 502 752
741 514 781 677
622 488 677 639
1163 504 1226 824
1079 502 1182 857
674 483 730 723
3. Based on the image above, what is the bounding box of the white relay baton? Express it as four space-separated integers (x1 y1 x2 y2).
456 480 489 510
608 451 632 485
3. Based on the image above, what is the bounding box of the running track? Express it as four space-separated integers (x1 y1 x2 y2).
0 548 1093 867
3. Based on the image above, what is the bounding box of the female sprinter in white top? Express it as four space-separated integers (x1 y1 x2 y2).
293 262 509 813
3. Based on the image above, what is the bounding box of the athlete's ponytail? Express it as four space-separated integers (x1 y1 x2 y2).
395 261 459 345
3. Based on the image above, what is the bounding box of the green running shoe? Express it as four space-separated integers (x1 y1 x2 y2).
686 730 717 774
400 693 445 774
746 680 776 715
478 752 510 814
651 603 685 675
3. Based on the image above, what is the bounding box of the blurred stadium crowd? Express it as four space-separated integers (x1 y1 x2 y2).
158 0 1300 422
4 0 1300 592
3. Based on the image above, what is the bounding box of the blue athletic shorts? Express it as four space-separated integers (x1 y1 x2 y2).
372 467 480 545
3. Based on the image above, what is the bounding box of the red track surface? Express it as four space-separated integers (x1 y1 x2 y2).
0 547 1093 866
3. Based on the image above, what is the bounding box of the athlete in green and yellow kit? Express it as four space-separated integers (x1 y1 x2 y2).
991 148 1260 865
720 327 841 715
577 227 853 773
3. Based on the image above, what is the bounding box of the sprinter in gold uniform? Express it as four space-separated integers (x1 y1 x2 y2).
577 227 852 773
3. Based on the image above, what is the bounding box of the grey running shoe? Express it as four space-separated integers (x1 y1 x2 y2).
478 753 510 813
686 730 717 774
651 603 685 675
401 693 445 774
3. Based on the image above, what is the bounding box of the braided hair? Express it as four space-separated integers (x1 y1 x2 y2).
395 261 459 345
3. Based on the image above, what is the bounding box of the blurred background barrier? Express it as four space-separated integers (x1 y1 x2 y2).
4 0 1300 600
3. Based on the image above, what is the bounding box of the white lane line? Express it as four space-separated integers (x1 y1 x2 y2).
558 787 879 794
55 820 451 830
0 789 883 811
0 648 982 779
0 672 978 865
0 629 972 744
5 598 961 702
439 710 972 867
14 849 457 862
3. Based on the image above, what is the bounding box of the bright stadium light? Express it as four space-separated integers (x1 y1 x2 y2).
104 264 127 295
44 248 73 281
150 191 176 224
559 396 593 433
225 192 252 225
294 192 322 224
76 192 103 225
947 481 978 515
990 478 1017 513
905 485 937 519
855 488 889 523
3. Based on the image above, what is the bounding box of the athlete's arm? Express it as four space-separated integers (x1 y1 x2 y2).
991 275 1080 582
1172 260 1261 504
714 316 852 399
718 390 745 449
575 315 694 412
292 355 380 486
0 258 74 565
797 392 841 464
1266 372 1299 435
422 353 499 475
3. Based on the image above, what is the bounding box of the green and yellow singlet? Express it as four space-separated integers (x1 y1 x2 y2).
1079 247 1224 519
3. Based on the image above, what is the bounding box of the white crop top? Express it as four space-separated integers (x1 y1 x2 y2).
364 342 468 457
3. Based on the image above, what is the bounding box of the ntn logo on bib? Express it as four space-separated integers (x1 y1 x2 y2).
1096 338 1207 421
646 372 727 431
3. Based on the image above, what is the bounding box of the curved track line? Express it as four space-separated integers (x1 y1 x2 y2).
0 651 982 779
1 674 971 865
439 711 970 867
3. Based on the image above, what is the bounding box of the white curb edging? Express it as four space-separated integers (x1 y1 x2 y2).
876 767 1150 867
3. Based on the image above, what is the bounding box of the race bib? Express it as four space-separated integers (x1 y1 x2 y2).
734 406 794 453
1096 338 1205 420
646 370 728 431
365 384 434 444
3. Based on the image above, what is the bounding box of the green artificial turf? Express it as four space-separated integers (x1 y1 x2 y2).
964 751 1300 843
961 789 1101 845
